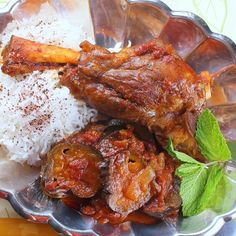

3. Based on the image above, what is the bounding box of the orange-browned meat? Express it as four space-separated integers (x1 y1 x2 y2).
2 37 211 158
60 40 209 158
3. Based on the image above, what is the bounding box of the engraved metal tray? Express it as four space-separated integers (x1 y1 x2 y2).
0 0 236 235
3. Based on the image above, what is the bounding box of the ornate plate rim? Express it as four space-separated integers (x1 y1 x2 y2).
0 0 236 235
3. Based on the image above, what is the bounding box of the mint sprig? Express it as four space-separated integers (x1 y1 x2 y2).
177 163 208 216
167 139 201 164
167 108 232 217
196 109 231 161
196 164 224 213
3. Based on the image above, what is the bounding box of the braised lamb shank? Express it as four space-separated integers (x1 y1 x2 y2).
1 36 211 158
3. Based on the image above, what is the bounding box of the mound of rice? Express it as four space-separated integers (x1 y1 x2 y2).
0 4 97 165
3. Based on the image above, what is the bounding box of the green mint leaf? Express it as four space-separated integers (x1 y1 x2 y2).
176 164 208 216
196 164 224 214
208 174 236 213
175 163 204 177
196 109 231 161
167 138 201 164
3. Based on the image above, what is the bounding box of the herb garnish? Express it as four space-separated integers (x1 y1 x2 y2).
167 109 232 217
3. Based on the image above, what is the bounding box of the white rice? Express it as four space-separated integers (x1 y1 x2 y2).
0 4 97 165
0 3 94 49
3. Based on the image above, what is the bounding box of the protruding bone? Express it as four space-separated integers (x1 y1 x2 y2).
1 35 80 75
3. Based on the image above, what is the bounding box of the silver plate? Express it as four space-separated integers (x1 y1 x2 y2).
0 0 236 235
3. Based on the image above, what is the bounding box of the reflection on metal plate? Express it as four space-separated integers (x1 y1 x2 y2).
0 0 236 235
